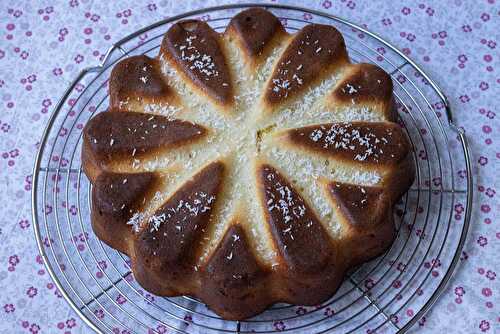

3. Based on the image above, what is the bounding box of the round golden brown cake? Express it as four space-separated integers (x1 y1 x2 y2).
82 8 415 320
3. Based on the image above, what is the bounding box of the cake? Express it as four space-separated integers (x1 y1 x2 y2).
82 8 414 320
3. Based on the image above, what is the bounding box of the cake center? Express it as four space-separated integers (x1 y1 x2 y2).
255 124 277 152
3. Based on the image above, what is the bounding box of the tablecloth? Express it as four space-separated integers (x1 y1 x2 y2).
0 0 498 333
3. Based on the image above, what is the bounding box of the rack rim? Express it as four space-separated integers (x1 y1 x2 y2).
31 3 473 333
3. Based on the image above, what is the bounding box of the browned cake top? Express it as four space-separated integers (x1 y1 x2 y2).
161 20 233 105
83 111 206 161
202 223 267 287
109 55 173 106
283 122 409 165
331 63 393 105
93 172 155 217
264 24 348 105
227 8 286 59
327 182 389 226
259 164 335 274
134 162 224 273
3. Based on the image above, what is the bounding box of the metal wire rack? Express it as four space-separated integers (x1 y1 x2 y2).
32 3 473 333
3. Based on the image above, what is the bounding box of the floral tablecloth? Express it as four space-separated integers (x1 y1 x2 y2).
0 0 498 333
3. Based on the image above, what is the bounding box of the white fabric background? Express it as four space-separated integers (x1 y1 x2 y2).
0 0 498 332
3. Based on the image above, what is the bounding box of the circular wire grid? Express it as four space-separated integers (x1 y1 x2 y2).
32 4 473 334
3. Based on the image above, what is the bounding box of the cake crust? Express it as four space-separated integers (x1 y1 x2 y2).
226 7 286 60
82 7 414 320
160 20 234 106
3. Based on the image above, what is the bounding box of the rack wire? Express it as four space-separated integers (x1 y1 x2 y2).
32 4 473 333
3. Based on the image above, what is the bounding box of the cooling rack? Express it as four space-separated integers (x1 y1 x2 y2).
32 3 473 333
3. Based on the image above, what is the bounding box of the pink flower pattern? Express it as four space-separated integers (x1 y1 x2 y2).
0 1 497 333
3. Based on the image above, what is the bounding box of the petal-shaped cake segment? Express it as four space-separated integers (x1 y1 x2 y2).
283 122 410 165
327 182 389 226
225 8 286 61
82 111 206 180
258 164 334 274
328 63 395 121
133 161 224 286
264 24 348 107
325 181 395 265
93 172 156 215
109 55 176 111
199 224 270 319
160 20 233 106
91 172 156 254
